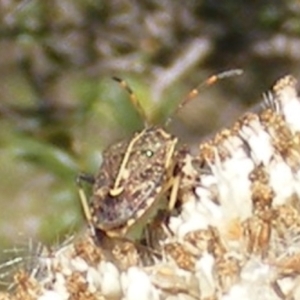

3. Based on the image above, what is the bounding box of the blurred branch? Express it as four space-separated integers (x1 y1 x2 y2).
151 38 212 103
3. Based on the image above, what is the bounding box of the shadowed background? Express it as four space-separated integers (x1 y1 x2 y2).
0 0 300 282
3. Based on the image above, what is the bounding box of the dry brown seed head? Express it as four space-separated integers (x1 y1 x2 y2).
74 236 103 265
243 215 271 256
13 270 40 300
112 241 140 269
214 255 241 294
66 271 96 300
184 229 214 254
164 242 196 271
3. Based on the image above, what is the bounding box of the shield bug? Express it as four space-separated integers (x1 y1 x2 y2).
78 70 243 241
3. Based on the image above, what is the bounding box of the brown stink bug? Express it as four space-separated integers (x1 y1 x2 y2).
77 70 243 241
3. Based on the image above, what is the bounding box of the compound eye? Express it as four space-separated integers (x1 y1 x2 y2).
143 149 154 158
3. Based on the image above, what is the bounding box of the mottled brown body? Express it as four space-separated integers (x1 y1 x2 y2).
90 126 179 239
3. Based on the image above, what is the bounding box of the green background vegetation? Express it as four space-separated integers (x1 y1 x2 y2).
0 0 300 284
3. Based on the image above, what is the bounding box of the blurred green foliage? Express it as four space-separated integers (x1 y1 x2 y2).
0 0 300 282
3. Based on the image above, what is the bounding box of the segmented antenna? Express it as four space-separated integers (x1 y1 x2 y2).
173 69 243 116
113 69 243 127
112 77 149 127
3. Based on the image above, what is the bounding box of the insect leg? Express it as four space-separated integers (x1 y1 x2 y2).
168 174 181 211
76 174 96 238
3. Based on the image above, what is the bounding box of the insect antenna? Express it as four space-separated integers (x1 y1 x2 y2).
169 69 243 124
112 77 149 127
